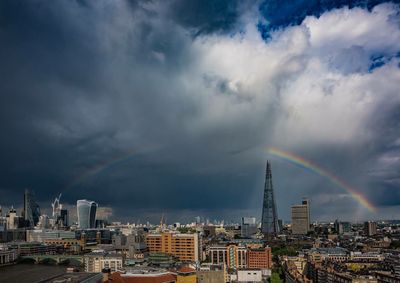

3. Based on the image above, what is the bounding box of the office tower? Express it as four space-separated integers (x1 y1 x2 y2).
60 209 69 227
146 232 199 262
261 161 279 237
77 200 98 229
291 199 310 235
241 217 257 238
24 189 41 227
364 221 377 236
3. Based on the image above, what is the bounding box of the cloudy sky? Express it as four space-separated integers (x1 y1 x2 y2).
1 0 400 223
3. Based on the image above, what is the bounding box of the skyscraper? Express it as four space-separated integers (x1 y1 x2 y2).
77 200 97 229
24 189 41 227
291 198 310 235
261 161 279 238
60 209 69 227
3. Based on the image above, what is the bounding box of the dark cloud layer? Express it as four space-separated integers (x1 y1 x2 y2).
0 0 399 223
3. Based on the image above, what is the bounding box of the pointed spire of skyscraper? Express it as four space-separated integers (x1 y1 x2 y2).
261 161 279 238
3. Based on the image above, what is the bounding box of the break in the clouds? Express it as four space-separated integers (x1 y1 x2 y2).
0 0 399 222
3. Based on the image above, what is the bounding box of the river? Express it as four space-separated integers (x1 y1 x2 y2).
0 264 72 283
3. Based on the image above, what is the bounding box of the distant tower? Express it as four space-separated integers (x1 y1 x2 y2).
24 189 41 227
261 161 279 238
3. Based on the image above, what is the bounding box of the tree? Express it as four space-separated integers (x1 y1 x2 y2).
270 272 283 283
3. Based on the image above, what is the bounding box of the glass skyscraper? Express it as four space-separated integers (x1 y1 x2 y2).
77 199 98 229
261 161 279 238
24 189 41 227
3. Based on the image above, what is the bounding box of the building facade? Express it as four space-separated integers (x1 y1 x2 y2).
84 250 123 272
0 248 17 266
146 232 199 262
241 217 257 238
247 246 272 269
291 199 310 235
364 221 377 236
209 244 247 269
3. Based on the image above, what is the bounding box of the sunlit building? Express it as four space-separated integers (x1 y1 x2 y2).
247 246 272 269
146 232 199 262
209 244 247 269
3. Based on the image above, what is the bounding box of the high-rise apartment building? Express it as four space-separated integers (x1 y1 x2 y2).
261 161 279 238
364 221 377 236
24 189 41 227
146 232 199 262
77 200 97 229
241 217 257 238
291 199 310 235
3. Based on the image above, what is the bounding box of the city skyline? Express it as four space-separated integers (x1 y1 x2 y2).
1 0 400 222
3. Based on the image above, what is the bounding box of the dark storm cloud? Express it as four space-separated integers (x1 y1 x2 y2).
0 0 263 221
168 0 241 35
0 0 399 222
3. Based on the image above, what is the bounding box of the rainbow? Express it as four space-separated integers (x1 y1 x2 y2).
68 149 137 188
268 147 376 212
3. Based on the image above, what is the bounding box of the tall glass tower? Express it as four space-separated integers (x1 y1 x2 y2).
77 199 97 229
24 189 41 227
261 161 279 238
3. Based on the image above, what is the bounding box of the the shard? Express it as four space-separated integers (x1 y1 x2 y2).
261 161 279 238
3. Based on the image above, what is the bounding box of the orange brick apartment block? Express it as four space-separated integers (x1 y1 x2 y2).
146 232 199 262
247 246 272 269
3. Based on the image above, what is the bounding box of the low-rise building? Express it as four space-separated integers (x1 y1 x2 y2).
84 250 123 272
0 247 17 266
109 270 177 283
177 266 196 283
197 264 226 283
237 269 263 282
26 229 76 242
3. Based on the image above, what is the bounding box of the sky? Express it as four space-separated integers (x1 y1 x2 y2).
1 0 400 223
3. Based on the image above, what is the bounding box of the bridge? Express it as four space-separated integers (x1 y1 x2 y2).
20 255 84 265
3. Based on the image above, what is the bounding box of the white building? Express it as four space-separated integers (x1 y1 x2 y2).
237 269 263 282
84 250 123 272
26 229 75 242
